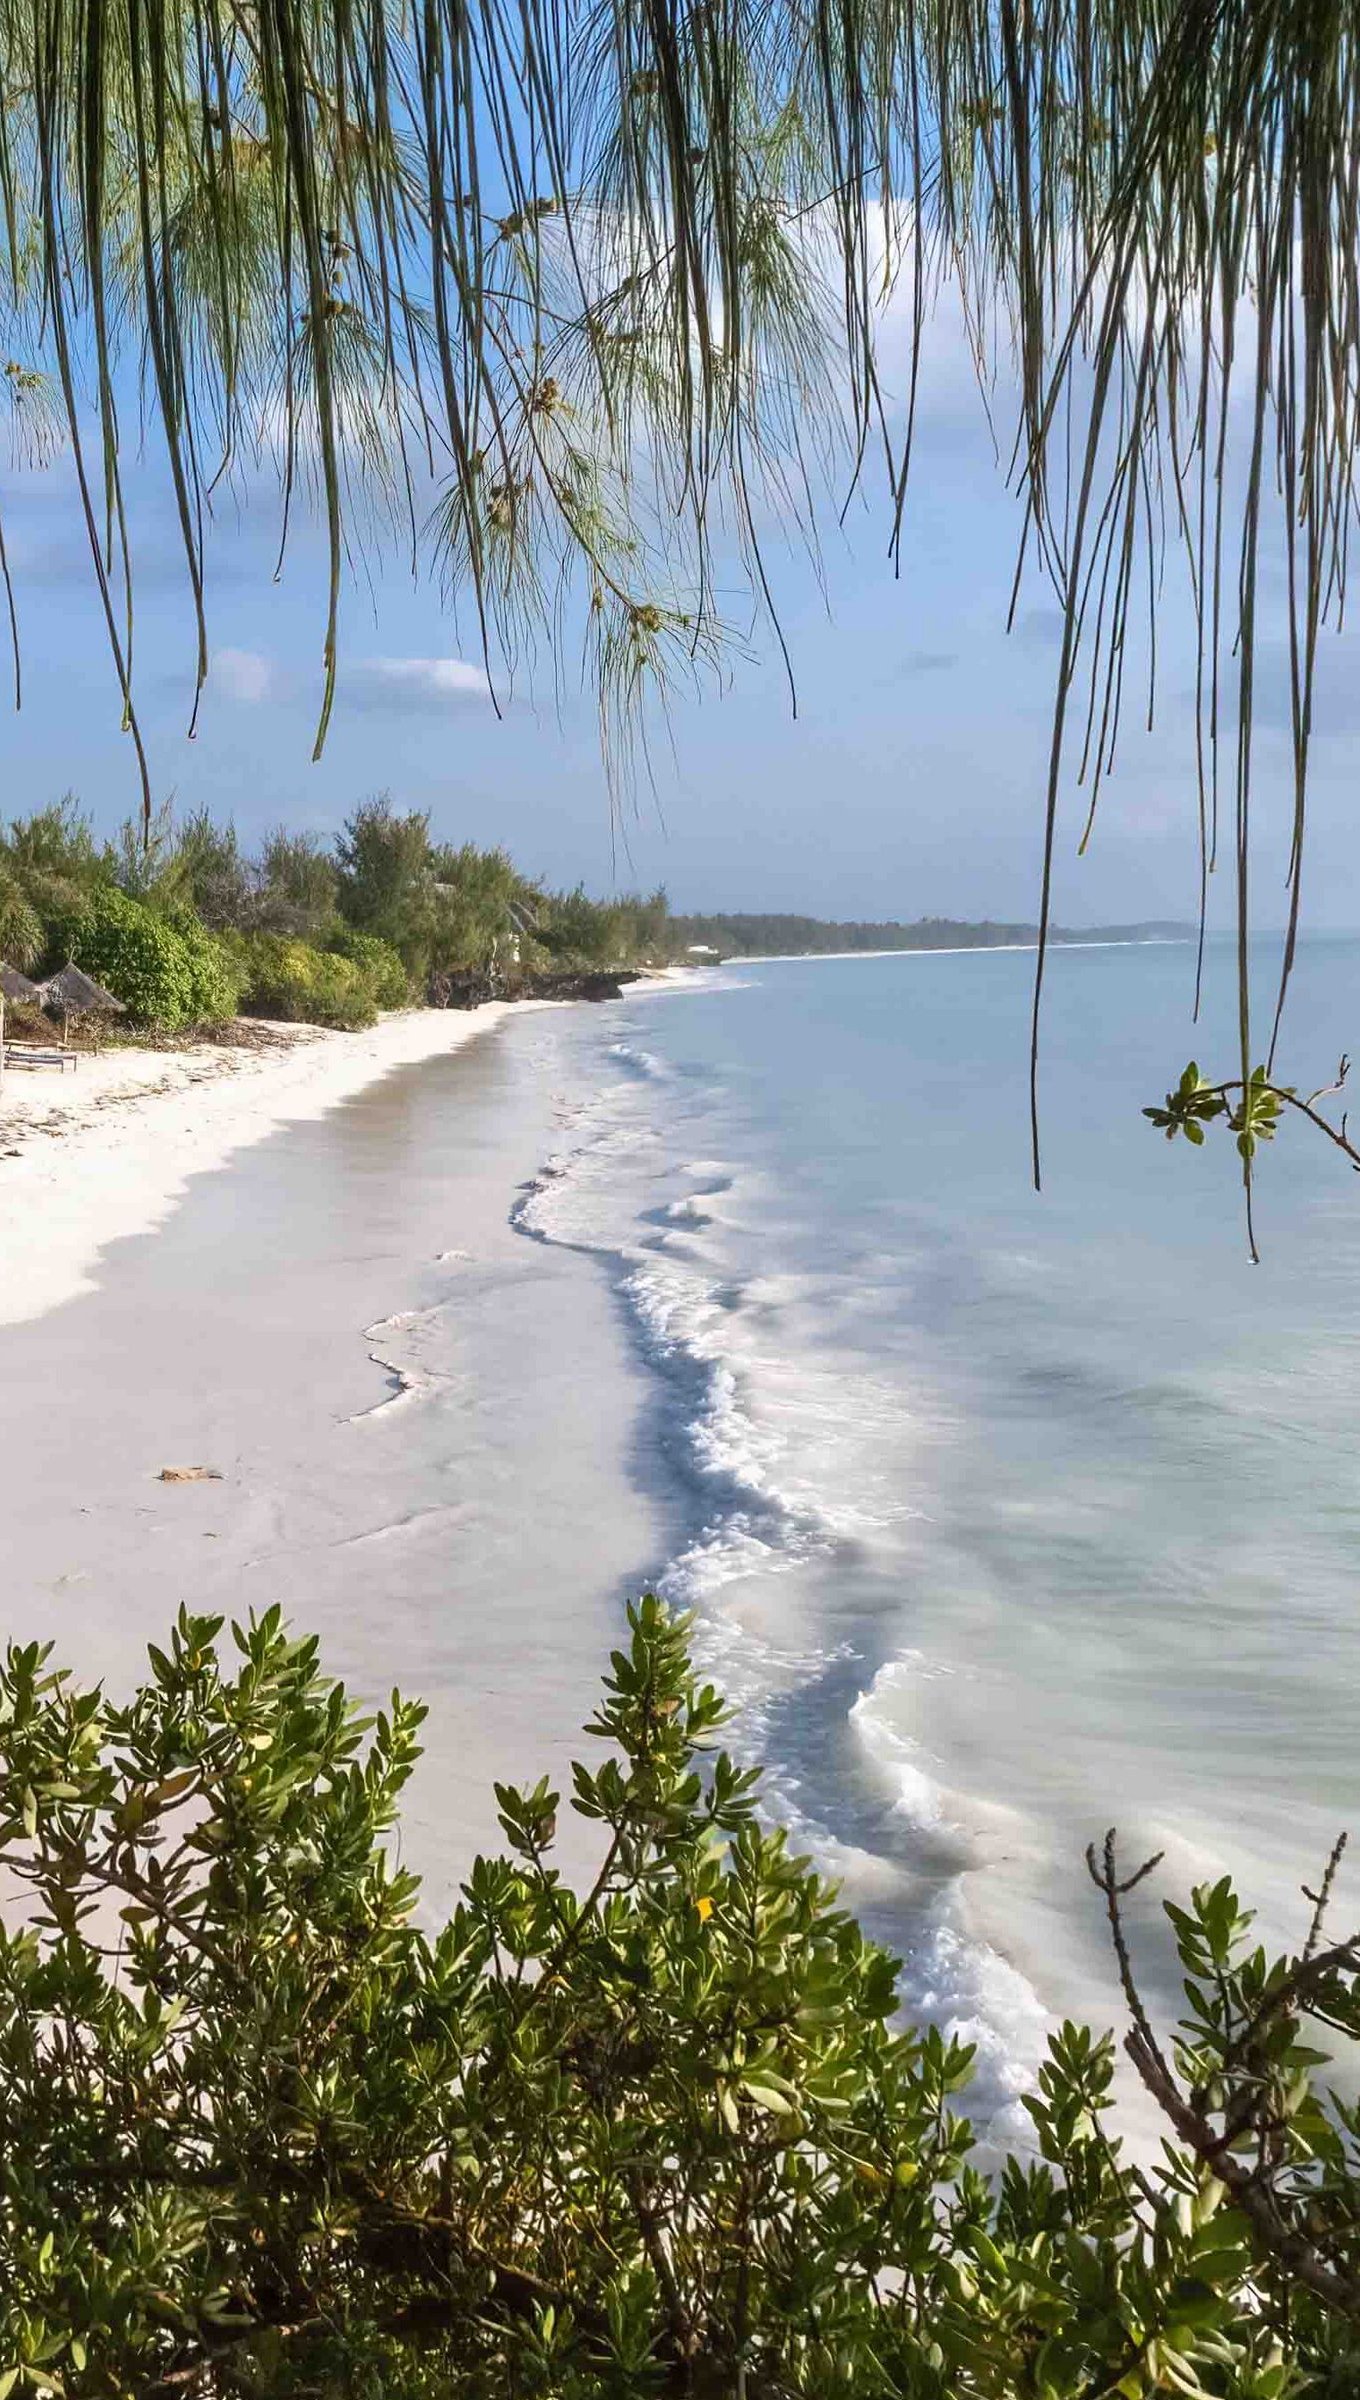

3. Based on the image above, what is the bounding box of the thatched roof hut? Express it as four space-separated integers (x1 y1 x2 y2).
37 963 126 1017
0 964 43 1004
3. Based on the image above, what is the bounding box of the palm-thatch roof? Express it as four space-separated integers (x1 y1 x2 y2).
0 964 43 1004
38 964 126 1016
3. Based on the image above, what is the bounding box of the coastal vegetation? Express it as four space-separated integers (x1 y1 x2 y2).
0 798 673 1031
3 1599 1359 2397
669 917 1194 961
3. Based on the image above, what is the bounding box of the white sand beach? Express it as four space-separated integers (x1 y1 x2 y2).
0 997 667 1899
0 1004 534 1328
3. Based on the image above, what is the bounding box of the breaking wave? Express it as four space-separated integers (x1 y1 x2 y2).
511 1024 1050 2137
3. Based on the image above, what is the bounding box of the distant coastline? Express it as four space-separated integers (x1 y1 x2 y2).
719 936 1195 963
669 911 1195 961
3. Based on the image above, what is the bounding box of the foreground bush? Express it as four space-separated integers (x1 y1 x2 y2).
2 1603 1358 2396
54 886 240 1027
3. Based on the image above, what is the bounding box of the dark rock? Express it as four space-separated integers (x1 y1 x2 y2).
524 970 635 1003
427 970 497 1011
426 968 637 1009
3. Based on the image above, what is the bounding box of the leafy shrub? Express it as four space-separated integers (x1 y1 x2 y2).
539 881 624 965
0 870 41 967
167 907 245 1022
229 930 379 1028
3 1600 1359 2398
254 828 340 939
323 922 411 1006
53 885 237 1027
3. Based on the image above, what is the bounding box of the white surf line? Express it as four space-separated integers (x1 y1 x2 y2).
344 1308 453 1425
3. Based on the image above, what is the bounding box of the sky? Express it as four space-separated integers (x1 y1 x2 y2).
3 305 1358 931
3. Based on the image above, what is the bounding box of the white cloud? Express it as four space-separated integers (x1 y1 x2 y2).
352 654 492 706
214 647 274 703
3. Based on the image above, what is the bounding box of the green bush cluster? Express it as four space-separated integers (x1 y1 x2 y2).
322 922 411 1006
2 1599 1357 2398
227 932 386 1030
57 886 242 1027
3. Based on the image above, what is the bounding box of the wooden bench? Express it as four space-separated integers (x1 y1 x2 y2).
3 1041 80 1072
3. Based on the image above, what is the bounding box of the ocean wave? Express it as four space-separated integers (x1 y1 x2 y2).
850 1655 1050 2134
899 1903 1049 2156
508 1022 1049 2138
609 1040 669 1080
345 1308 450 1423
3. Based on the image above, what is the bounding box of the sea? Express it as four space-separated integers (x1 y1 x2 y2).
509 935 1360 2141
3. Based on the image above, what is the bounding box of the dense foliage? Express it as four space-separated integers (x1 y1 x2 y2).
3 1600 1360 2397
0 798 673 1029
322 927 410 1010
51 886 242 1030
223 933 389 1031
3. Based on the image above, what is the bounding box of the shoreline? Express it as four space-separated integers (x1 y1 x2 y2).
0 1003 538 1329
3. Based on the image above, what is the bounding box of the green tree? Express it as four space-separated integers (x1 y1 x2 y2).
334 798 438 977
428 842 538 978
539 884 623 968
323 923 411 1006
171 810 254 932
0 874 41 968
229 931 383 1027
0 800 107 935
255 830 341 942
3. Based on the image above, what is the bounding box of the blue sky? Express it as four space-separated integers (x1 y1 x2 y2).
4 327 1358 928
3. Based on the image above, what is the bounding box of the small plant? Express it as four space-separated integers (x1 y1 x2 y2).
4 1602 1360 2395
1146 1057 1360 1255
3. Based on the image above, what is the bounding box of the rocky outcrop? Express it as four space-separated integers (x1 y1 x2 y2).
427 968 639 1010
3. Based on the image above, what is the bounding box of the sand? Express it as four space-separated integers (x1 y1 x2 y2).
0 997 671 1893
0 1005 535 1328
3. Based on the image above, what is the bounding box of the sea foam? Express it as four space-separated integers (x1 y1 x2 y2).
511 1019 1051 2138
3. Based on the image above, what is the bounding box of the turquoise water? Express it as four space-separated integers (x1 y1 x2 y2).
519 938 1360 2131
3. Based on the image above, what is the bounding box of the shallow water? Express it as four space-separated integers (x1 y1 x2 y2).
516 940 1360 2134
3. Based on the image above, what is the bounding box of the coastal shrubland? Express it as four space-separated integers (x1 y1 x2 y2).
2 1598 1358 2397
222 933 389 1032
45 886 243 1031
0 796 674 1032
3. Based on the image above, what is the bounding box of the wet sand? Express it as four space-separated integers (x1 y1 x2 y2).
0 1007 663 1902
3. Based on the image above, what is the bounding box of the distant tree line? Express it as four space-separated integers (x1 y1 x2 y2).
0 796 673 1031
669 913 1194 959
